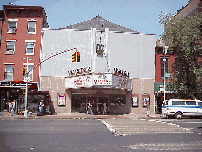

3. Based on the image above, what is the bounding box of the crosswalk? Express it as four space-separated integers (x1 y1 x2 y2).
129 141 202 151
101 119 192 136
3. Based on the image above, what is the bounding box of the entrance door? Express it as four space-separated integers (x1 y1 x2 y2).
71 94 109 114
98 97 108 114
87 96 108 114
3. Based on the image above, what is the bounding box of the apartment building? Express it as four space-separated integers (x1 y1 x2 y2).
0 4 49 113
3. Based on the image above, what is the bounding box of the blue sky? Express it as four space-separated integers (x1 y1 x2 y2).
1 0 189 39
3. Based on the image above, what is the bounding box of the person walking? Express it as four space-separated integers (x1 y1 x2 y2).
11 100 16 114
8 101 12 116
38 100 44 116
146 101 150 117
103 102 107 114
87 102 93 115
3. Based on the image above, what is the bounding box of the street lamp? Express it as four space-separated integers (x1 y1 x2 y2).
163 46 168 102
22 57 32 117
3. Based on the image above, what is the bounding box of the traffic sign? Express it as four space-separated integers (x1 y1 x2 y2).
165 73 172 77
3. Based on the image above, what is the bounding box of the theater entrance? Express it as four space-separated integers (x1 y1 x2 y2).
71 94 109 114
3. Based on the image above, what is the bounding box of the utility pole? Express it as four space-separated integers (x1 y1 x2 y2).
22 57 31 117
163 46 168 102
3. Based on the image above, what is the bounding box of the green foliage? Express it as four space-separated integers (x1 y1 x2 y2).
159 12 202 100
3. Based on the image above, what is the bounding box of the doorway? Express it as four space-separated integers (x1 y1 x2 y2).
71 94 109 114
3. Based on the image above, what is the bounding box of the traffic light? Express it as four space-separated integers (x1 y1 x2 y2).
76 51 80 62
72 52 76 62
22 68 25 76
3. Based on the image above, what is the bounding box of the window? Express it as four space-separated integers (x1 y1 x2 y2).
96 44 104 57
6 40 15 54
27 21 36 34
186 101 196 105
160 57 169 78
111 95 126 105
23 63 34 81
172 101 186 105
25 40 35 55
7 19 17 33
4 64 14 81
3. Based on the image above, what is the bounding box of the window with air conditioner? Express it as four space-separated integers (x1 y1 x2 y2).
6 41 15 54
27 21 36 34
7 21 17 33
25 40 35 55
4 64 14 81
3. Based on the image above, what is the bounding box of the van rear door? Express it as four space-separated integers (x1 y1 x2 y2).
197 102 202 114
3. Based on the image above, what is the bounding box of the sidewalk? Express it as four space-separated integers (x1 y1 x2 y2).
0 111 162 120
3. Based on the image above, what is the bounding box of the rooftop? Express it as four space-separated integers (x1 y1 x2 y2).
59 15 139 33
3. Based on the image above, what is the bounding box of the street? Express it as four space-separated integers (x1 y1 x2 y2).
0 118 202 152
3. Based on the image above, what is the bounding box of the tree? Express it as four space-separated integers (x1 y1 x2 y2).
159 12 202 100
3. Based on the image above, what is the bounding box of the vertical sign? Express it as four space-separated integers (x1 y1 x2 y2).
132 94 139 107
58 94 66 106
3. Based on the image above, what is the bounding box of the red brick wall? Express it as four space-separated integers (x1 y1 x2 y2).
155 47 176 83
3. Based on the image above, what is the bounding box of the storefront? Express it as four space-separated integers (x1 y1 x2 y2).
64 71 132 114
70 89 130 114
0 81 51 114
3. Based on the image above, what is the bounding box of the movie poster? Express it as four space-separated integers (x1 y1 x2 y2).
58 94 66 106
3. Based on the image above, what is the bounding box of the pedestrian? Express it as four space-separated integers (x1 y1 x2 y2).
103 102 107 114
146 101 150 117
12 100 16 114
38 100 44 116
87 102 93 115
8 101 12 116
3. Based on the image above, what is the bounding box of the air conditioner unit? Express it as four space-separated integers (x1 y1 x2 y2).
11 28 16 33
7 50 14 54
8 28 16 33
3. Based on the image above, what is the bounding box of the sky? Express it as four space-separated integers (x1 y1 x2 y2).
0 0 189 39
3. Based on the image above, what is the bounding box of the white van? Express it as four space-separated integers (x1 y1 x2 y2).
162 99 202 119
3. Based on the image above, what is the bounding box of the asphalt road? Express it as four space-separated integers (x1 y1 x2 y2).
0 118 202 152
159 118 202 135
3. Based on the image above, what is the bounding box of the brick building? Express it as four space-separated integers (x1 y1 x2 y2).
0 4 49 113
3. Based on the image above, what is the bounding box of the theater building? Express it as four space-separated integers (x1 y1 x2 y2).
40 15 156 114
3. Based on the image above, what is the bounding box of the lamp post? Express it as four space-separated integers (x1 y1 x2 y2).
22 57 32 117
163 46 168 102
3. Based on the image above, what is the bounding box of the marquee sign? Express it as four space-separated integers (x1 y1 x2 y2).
93 74 112 85
65 73 131 89
112 75 131 89
65 75 93 88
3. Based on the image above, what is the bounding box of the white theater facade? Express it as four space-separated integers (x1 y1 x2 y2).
40 16 155 114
